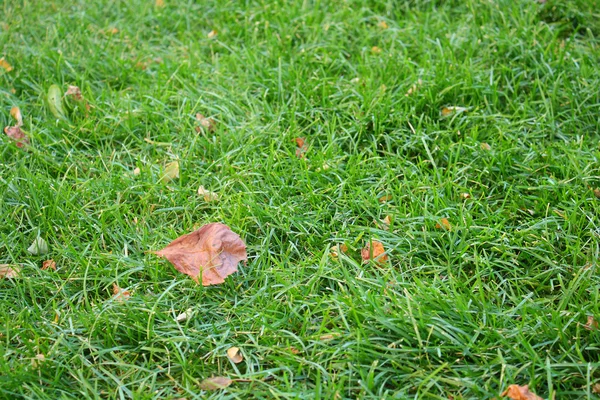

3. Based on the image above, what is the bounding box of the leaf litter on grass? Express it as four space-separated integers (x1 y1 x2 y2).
501 384 543 400
0 264 20 279
226 347 243 364
199 376 233 391
47 84 66 119
361 240 388 265
4 106 29 147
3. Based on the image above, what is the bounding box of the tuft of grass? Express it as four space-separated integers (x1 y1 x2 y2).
1 0 599 398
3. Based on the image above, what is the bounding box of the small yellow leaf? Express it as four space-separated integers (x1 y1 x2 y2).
10 106 22 126
133 167 141 176
155 0 165 7
226 347 243 364
161 161 179 182
460 193 471 200
594 188 600 199
480 142 491 151
436 218 451 231
377 20 389 29
198 186 218 202
371 46 382 54
0 57 13 72
441 106 468 117
207 29 217 38
382 215 391 228
47 84 66 119
379 194 392 203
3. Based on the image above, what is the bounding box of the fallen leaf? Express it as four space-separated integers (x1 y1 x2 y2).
441 106 468 117
47 84 66 119
584 315 598 331
41 259 56 271
161 161 179 182
3 125 29 147
226 347 243 364
65 85 83 101
371 46 382 54
405 79 423 97
592 383 600 394
10 106 23 126
31 354 45 368
294 137 307 158
198 186 218 202
289 347 301 354
436 218 451 231
28 237 49 255
155 0 165 7
382 215 392 228
377 20 389 29
501 384 543 400
112 283 131 302
460 193 471 200
0 264 20 278
0 57 13 72
199 376 232 391
594 188 600 199
133 167 141 176
319 333 340 341
361 240 388 264
154 223 247 285
207 29 217 38
195 113 216 133
480 142 491 151
175 308 193 322
379 194 392 203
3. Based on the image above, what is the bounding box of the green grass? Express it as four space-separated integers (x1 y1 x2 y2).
1 0 600 398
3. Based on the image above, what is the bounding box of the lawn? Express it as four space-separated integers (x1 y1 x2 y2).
1 0 600 398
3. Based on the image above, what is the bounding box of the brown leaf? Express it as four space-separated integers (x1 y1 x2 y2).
592 383 600 394
501 384 543 400
584 315 598 331
294 137 307 158
65 85 83 101
379 194 392 203
133 167 141 176
594 188 600 199
226 346 243 364
436 218 451 231
31 354 45 369
154 223 247 285
441 106 468 117
0 264 20 278
195 113 216 133
112 283 131 302
460 193 471 200
0 57 13 72
361 240 388 264
42 260 56 271
199 376 233 391
382 215 392 229
289 347 301 354
10 106 23 126
4 125 29 147
198 186 218 202
155 0 165 7
405 79 423 97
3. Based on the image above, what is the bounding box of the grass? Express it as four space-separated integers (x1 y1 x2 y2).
1 0 600 398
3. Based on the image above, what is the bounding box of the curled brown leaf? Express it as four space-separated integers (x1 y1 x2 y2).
195 113 216 133
42 260 56 271
361 240 388 264
501 384 543 400
0 264 20 278
226 347 243 364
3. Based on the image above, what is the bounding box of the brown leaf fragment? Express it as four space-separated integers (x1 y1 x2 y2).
0 57 13 72
594 188 600 199
155 0 165 7
501 384 543 400
226 347 243 364
289 347 301 354
10 106 23 126
371 46 382 54
198 186 218 202
480 142 491 151
460 193 471 200
207 29 217 39
377 20 389 29
361 240 388 264
318 333 340 341
112 283 131 302
294 137 307 158
195 113 216 133
0 264 20 278
4 125 29 147
379 194 392 203
441 106 468 117
199 376 233 391
584 315 598 331
405 79 423 97
133 167 141 176
592 383 600 394
382 215 392 229
154 223 247 285
65 85 83 101
42 259 56 271
31 354 45 369
161 161 179 182
436 218 452 231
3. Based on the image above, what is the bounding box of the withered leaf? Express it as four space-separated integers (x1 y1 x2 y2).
112 283 131 302
42 259 56 271
379 194 392 203
199 376 233 391
161 161 179 182
31 354 45 369
155 0 165 7
294 137 307 158
441 106 468 117
594 188 600 199
371 46 382 54
0 264 20 278
480 142 491 151
436 218 451 231
226 347 243 364
207 29 217 38
592 383 600 394
10 106 23 126
65 85 83 101
361 240 388 264
377 20 389 29
195 113 216 133
4 125 29 147
154 223 247 285
584 315 598 331
198 186 218 202
501 384 543 400
175 308 193 322
0 57 13 72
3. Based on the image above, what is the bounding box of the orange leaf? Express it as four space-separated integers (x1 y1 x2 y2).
155 0 165 7
501 384 543 400
584 315 598 331
10 106 23 126
0 57 13 72
195 113 216 133
65 85 83 101
42 260 56 271
112 283 131 302
199 376 233 391
154 223 247 285
207 29 217 39
226 347 243 364
441 106 468 117
3 125 29 147
294 137 307 158
436 218 451 231
361 240 388 264
377 20 389 29
371 46 382 54
379 194 392 203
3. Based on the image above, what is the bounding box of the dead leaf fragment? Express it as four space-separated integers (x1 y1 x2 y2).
461 193 471 200
65 85 83 101
361 240 388 264
480 142 491 151
199 376 233 391
319 333 340 341
377 20 389 29
436 218 451 231
405 79 423 97
207 29 217 39
10 106 23 126
154 223 247 285
593 188 600 199
382 215 392 228
133 167 141 176
379 194 392 203
28 237 49 255
371 46 382 54
0 57 13 72
0 264 20 278
198 186 218 202
155 0 165 7
3 125 29 147
42 260 56 271
31 354 45 368
584 315 598 331
195 113 216 133
289 347 301 354
47 84 66 119
592 383 600 394
112 283 131 302
501 384 543 400
294 137 307 158
161 161 179 182
226 347 243 364
441 106 468 117
175 308 193 322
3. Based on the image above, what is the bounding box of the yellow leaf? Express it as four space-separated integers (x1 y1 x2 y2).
441 106 468 117
371 46 382 54
436 218 451 231
161 161 179 182
207 29 217 38
10 106 22 126
155 0 165 7
377 20 389 29
0 57 13 72
226 347 243 364
198 186 218 202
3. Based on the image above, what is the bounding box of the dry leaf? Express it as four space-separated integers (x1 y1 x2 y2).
289 347 301 354
594 188 600 199
460 193 471 200
112 283 131 302
441 106 468 117
108 27 119 34
198 186 218 202
382 215 391 228
584 315 598 331
28 237 49 255
501 384 543 400
199 376 233 391
319 333 340 341
175 308 193 322
154 223 247 285
405 79 423 97
195 113 216 133
31 354 45 368
3 125 29 147
47 84 66 119
10 106 23 126
361 240 388 264
161 161 179 182
0 264 20 278
371 46 382 54
377 20 389 29
226 347 243 364
0 57 13 72
436 218 451 231
592 383 600 394
294 137 307 158
379 194 392 203
480 142 491 151
207 29 217 38
42 259 56 271
155 0 165 7
133 167 141 176
65 85 83 101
